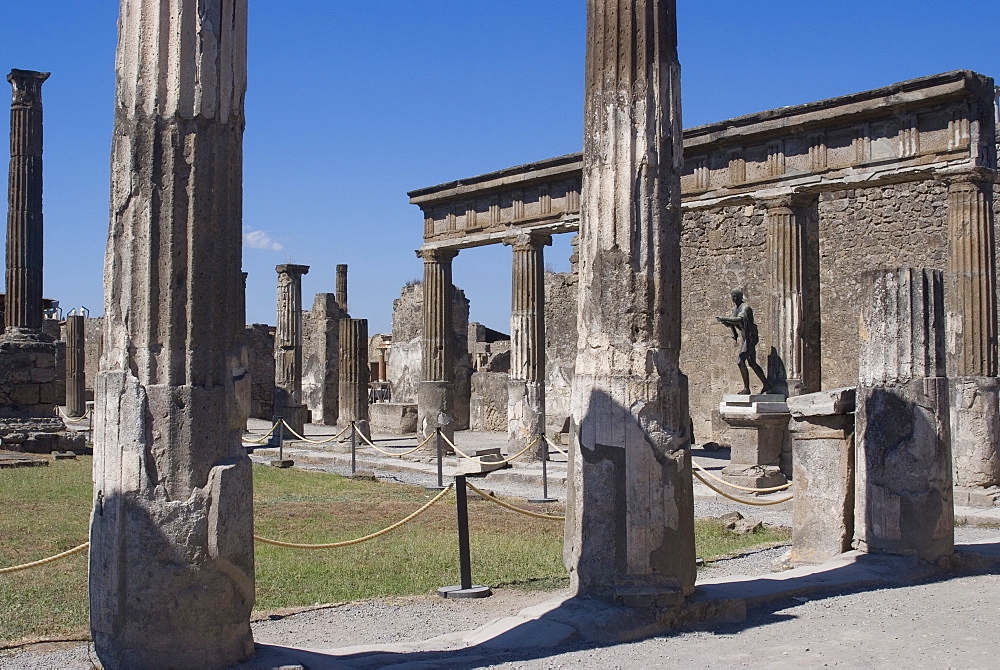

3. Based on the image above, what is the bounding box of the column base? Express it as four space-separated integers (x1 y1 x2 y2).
508 379 545 461
951 376 1000 489
418 380 455 445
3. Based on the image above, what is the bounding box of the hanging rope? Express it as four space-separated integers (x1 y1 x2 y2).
465 480 565 521
544 435 569 456
56 408 92 423
0 542 89 575
278 420 351 445
243 421 281 445
693 469 793 506
354 428 432 457
441 432 540 465
692 459 792 493
253 484 454 549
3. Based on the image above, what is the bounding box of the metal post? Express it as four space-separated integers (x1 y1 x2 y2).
528 435 557 503
436 428 444 489
270 420 293 468
437 475 491 599
350 420 357 474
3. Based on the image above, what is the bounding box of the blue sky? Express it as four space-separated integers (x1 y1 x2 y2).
0 1 996 334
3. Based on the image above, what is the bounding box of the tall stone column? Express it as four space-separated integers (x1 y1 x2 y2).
417 248 458 441
6 69 49 337
945 172 1000 494
303 293 342 425
765 196 806 396
65 314 85 417
506 232 550 460
336 263 348 313
274 263 309 434
338 318 369 424
855 268 953 561
567 0 695 605
90 1 254 667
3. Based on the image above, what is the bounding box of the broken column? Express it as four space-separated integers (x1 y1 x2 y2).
274 263 309 435
507 231 550 460
945 172 1000 502
787 388 856 565
90 1 254 667
303 293 341 425
417 248 458 441
6 69 49 338
566 0 695 605
855 268 953 561
338 318 369 424
336 263 348 313
65 314 85 417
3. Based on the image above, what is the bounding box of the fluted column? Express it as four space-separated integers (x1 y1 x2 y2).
855 268 953 561
506 232 550 460
567 0 695 605
6 69 49 337
338 318 369 424
765 197 805 396
90 1 253 667
65 314 85 417
946 172 1000 490
275 263 309 434
417 247 458 441
336 263 348 313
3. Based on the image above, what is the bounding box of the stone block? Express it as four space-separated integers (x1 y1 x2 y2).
454 447 508 475
950 376 1000 488
369 402 418 435
786 387 856 417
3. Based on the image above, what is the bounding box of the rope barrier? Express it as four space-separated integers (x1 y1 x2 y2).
243 421 281 445
544 435 569 456
354 428 431 457
253 484 454 549
692 459 792 493
442 432 540 466
465 481 565 521
279 420 351 445
56 408 92 423
693 469 793 506
0 542 89 575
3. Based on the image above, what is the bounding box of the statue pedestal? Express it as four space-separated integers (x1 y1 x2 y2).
719 394 789 490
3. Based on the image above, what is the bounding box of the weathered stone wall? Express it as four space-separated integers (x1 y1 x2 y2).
387 282 471 429
544 271 576 434
0 339 65 417
245 324 274 419
83 317 103 399
470 371 507 431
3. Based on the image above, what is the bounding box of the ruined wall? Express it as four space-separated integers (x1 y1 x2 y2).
245 324 275 419
470 371 507 431
387 282 471 428
80 316 103 400
544 271 577 434
302 294 342 424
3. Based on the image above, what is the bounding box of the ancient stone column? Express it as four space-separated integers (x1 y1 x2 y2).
336 263 348 313
6 69 49 337
377 347 387 382
303 293 341 425
566 0 695 606
90 1 253 667
945 172 1000 494
339 318 369 424
417 248 458 441
65 314 85 417
855 268 953 561
765 197 806 396
274 263 309 434
506 232 550 460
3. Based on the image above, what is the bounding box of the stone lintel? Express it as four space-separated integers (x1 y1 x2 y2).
786 387 856 417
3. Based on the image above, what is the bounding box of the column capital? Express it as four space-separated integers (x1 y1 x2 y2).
7 69 49 108
762 193 812 212
944 167 999 189
416 247 458 263
275 263 309 278
503 231 552 250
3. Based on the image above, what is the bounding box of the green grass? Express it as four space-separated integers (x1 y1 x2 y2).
1 457 789 645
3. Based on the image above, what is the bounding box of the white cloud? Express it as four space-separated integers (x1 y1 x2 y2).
243 229 283 251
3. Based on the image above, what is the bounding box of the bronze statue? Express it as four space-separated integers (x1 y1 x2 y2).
716 289 771 395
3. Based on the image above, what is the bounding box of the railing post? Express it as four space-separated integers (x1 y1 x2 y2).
437 475 491 599
350 420 357 475
270 420 293 468
528 435 557 504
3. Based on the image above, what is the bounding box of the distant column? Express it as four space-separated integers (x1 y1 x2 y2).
417 248 458 441
567 0 695 605
90 1 253 666
338 318 369 424
336 263 348 313
765 196 805 396
274 263 309 434
6 69 49 337
855 268 953 561
304 293 341 425
65 314 86 417
506 232 550 460
945 172 1000 492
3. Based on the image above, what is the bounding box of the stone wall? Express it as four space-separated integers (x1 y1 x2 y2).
302 294 343 424
0 339 65 417
544 271 577 434
470 371 507 431
245 323 274 419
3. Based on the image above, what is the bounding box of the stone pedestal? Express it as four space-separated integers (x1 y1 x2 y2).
855 268 953 561
90 1 254 667
338 318 369 424
369 402 417 435
787 388 855 565
567 0 695 606
718 394 789 489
